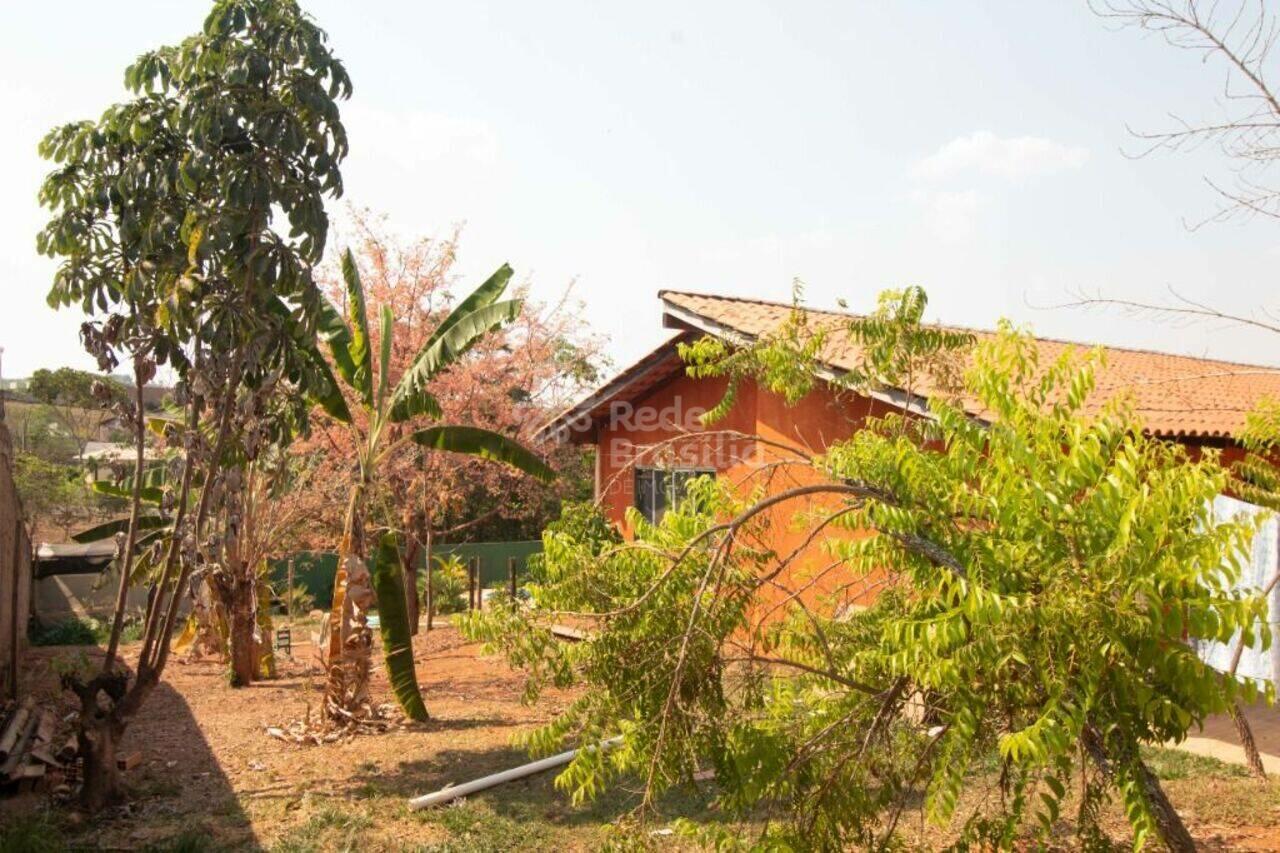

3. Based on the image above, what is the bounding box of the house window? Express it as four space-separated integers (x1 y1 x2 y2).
634 467 716 524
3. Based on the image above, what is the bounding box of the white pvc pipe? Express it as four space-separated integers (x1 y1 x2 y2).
408 736 621 810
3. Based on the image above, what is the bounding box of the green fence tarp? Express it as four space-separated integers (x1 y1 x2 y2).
270 541 542 609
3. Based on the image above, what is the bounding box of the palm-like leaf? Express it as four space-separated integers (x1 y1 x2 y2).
304 341 354 424
266 295 353 423
376 304 393 416
424 263 512 349
341 249 374 407
410 425 555 483
371 531 429 721
316 296 361 402
388 299 522 423
74 514 170 543
92 481 166 504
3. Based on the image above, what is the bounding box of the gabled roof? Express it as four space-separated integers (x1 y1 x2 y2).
541 290 1280 444
535 332 696 444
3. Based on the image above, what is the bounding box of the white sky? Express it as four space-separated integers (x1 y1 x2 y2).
4 0 1280 381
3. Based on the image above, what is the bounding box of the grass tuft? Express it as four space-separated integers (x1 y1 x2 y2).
1140 746 1249 780
0 814 64 853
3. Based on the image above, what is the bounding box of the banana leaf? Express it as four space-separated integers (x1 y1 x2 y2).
388 299 522 423
410 425 555 483
171 614 199 654
73 514 170 542
266 294 353 423
371 532 428 721
384 262 514 424
375 304 393 415
92 480 166 504
424 263 512 349
341 249 374 407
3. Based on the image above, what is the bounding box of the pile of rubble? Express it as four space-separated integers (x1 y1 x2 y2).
0 696 142 799
0 697 71 794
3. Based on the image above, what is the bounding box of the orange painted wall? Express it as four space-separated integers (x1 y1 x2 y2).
592 368 1253 623
596 372 759 527
594 370 892 620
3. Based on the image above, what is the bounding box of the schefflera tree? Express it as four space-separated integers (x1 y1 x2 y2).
467 290 1271 852
36 0 350 810
318 250 554 723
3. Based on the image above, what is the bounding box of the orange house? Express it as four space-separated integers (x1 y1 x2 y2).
538 291 1280 615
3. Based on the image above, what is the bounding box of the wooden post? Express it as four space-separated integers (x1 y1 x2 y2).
508 556 517 605
468 557 477 611
424 556 434 631
474 557 482 611
286 557 295 622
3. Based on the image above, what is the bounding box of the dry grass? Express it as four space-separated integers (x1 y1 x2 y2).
2 626 1278 851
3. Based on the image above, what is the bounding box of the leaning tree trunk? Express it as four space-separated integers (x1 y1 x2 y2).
1082 723 1196 853
1224 565 1280 780
1230 704 1267 780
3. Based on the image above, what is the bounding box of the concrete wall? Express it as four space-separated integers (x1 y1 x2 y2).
32 572 150 624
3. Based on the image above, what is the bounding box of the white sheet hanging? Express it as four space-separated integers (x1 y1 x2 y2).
1193 495 1280 688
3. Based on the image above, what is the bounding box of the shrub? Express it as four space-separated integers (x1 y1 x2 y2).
29 616 100 646
278 583 315 616
29 615 145 646
427 554 469 614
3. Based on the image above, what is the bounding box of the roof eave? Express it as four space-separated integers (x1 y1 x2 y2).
534 332 695 446
659 297 937 420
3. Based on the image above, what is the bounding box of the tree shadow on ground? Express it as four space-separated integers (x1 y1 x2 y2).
9 646 255 851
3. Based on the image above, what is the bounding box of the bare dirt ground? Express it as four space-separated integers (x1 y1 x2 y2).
4 624 1280 851
7 622 654 851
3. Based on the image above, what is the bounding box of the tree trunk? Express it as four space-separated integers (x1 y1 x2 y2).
226 575 256 687
1225 565 1279 780
69 669 138 814
425 556 434 631
323 492 374 722
1081 723 1196 853
424 505 434 632
401 536 421 636
77 714 123 813
1230 702 1268 779
103 365 148 672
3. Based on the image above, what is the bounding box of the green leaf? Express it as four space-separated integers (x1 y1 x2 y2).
341 248 374 407
423 262 512 351
265 295 352 423
388 299 522 423
371 532 429 722
376 303 393 416
73 514 170 543
92 481 165 504
410 425 555 483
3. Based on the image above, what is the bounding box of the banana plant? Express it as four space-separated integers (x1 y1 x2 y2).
75 434 285 680
319 249 554 722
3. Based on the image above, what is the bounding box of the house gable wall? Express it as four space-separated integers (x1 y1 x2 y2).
594 363 894 615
